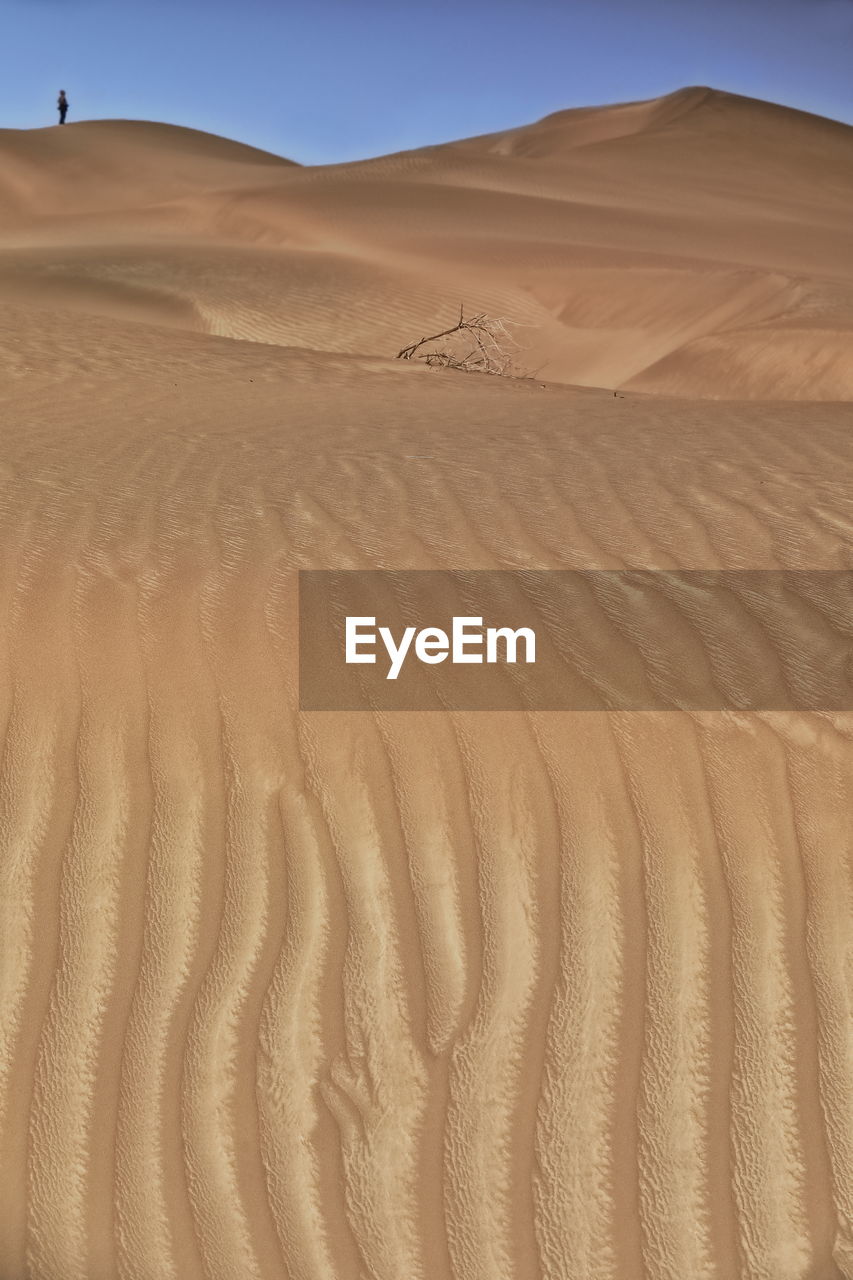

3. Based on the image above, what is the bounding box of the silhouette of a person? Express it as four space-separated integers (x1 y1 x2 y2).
58 90 69 125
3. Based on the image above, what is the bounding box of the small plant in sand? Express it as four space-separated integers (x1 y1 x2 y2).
396 304 524 376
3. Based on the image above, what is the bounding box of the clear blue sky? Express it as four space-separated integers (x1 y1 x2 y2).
4 0 852 163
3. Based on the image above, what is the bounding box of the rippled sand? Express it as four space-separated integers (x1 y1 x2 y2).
1 89 853 1280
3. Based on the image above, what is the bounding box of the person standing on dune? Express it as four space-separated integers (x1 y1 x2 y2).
57 90 68 125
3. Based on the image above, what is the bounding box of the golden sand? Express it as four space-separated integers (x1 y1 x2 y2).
0 89 852 1279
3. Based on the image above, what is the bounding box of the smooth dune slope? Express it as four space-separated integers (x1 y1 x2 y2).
0 119 296 217
1 88 852 397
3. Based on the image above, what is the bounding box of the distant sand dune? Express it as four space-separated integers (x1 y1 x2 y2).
1 88 852 396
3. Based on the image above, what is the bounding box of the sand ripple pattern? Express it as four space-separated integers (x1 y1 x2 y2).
0 332 852 1278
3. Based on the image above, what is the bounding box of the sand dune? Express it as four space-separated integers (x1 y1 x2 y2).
0 119 296 220
1 87 852 396
1 88 853 1280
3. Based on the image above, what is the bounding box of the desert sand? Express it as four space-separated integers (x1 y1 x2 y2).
0 87 852 1280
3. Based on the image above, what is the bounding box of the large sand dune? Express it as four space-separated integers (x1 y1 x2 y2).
2 87 852 397
1 90 853 1280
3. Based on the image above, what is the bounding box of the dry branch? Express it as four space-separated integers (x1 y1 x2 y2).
396 305 523 376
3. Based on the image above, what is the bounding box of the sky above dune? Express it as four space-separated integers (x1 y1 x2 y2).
3 0 852 161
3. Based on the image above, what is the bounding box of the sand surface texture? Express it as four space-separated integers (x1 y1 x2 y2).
1 89 853 1279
